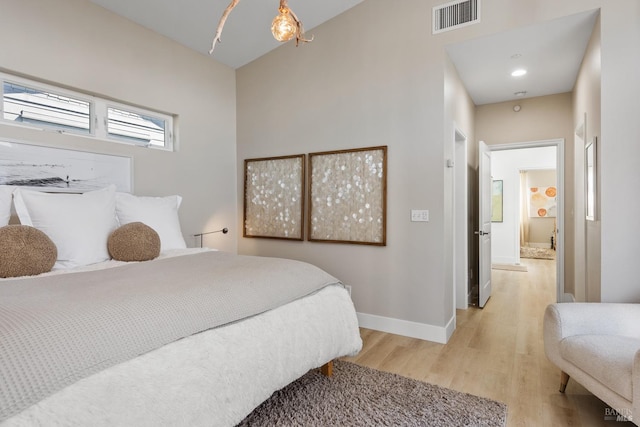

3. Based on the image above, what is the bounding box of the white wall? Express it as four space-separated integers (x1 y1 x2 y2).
597 4 640 302
237 0 466 343
0 0 238 252
573 13 601 302
491 147 556 264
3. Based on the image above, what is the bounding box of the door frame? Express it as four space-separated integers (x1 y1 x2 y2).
453 127 468 310
488 138 565 303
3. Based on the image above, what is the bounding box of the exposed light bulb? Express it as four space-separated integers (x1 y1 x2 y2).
511 69 527 77
271 7 297 42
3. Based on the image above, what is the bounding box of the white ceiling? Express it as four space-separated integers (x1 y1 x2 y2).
89 1 598 106
446 9 598 105
90 0 365 69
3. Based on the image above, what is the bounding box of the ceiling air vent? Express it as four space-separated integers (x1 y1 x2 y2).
433 0 480 34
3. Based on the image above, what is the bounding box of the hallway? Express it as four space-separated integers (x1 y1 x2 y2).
345 259 627 426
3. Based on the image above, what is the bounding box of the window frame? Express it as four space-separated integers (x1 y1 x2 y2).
2 78 94 136
0 72 175 151
104 102 173 149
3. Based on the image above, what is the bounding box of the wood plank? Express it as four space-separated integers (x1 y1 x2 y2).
342 259 613 426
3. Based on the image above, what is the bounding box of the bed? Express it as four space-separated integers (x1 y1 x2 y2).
0 185 362 426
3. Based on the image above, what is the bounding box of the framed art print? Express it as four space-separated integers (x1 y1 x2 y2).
0 139 132 193
243 154 305 240
308 146 387 245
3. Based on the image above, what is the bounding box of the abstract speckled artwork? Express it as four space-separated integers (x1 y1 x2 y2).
244 155 304 240
309 147 386 245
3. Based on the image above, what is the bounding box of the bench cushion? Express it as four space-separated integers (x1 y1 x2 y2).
560 335 640 401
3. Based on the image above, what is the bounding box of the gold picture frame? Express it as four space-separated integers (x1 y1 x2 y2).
308 146 387 245
243 154 305 240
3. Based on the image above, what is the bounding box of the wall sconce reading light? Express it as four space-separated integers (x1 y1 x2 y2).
194 227 229 248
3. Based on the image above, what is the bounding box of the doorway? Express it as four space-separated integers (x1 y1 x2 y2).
470 139 565 305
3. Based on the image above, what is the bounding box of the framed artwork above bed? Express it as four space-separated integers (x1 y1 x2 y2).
243 154 305 240
0 139 132 193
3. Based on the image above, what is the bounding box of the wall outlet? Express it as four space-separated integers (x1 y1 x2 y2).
411 209 429 222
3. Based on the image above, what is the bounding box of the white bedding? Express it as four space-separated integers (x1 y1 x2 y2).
1 250 362 426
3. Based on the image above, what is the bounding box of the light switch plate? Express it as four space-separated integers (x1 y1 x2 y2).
411 209 429 222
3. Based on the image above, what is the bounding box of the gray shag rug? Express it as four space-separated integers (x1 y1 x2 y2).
238 361 507 426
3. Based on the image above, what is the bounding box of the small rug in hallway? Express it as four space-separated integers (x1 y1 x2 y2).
237 360 507 426
492 263 528 272
520 246 556 260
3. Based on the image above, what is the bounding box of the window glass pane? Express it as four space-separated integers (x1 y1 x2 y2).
3 82 90 133
107 107 166 147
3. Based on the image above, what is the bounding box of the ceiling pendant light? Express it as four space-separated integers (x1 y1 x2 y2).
271 6 297 42
209 0 313 55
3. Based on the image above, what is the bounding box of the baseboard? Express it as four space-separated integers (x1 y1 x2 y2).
356 312 452 344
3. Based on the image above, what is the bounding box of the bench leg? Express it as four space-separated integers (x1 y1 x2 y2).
560 371 570 393
320 360 333 377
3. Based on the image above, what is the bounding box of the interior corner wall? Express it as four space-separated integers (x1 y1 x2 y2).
236 0 452 340
0 0 238 253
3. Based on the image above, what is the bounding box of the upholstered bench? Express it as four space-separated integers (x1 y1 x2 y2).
544 303 640 425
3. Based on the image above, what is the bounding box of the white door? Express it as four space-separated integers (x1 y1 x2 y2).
478 141 492 308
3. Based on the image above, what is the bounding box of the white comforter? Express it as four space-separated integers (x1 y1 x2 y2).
2 250 362 426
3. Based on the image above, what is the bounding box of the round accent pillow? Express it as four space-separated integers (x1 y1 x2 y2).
108 222 161 262
0 225 57 278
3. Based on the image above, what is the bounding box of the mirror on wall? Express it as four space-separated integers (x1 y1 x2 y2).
585 137 597 221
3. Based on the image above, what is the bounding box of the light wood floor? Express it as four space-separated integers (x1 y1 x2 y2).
343 258 630 426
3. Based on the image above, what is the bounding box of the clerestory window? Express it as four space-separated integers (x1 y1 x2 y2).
1 73 175 150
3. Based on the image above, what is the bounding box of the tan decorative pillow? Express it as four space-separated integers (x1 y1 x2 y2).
108 222 161 262
0 225 57 278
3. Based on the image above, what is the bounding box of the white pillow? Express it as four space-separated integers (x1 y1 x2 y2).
0 185 13 226
13 185 117 270
115 192 187 251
